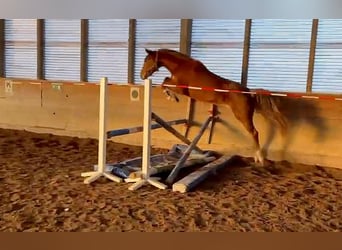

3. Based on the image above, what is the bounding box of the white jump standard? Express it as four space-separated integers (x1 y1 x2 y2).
81 77 122 184
127 79 167 191
81 77 230 192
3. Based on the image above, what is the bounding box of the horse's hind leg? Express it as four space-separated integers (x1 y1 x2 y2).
245 122 264 166
229 99 265 166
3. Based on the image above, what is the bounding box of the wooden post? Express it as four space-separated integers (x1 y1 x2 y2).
207 105 218 144
128 19 136 84
306 19 319 93
37 19 45 80
180 19 195 138
180 19 192 55
80 19 88 82
0 19 5 78
241 19 252 87
184 98 196 139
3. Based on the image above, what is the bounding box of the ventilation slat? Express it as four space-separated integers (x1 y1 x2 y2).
191 19 245 83
45 19 80 81
88 19 129 84
5 19 37 79
134 19 181 84
247 19 312 92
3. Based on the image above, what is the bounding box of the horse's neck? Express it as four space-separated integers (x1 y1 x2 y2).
158 52 187 74
157 51 247 90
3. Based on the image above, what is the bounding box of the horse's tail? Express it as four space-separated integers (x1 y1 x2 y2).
253 89 288 136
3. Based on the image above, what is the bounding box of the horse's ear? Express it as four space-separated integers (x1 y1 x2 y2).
145 48 154 55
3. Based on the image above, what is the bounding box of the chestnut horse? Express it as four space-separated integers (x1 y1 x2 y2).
140 48 287 165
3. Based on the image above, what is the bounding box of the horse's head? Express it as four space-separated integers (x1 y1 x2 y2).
140 49 159 80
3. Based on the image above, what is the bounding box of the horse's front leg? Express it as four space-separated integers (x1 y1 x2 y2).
161 77 180 102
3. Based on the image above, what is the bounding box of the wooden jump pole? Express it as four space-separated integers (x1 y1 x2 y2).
128 79 167 191
107 117 187 139
172 154 233 193
165 115 214 185
81 77 122 184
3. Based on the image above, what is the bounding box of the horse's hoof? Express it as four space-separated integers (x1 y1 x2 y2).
254 150 265 167
253 159 265 167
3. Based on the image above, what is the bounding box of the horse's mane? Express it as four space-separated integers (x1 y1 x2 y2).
158 48 224 79
158 49 198 63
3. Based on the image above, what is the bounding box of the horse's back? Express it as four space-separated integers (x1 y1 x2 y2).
188 65 245 91
169 52 250 103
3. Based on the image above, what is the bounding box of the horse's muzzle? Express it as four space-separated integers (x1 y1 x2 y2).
140 73 147 80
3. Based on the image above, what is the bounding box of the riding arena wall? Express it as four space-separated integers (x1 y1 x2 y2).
0 78 341 170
